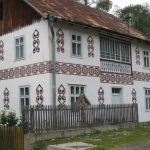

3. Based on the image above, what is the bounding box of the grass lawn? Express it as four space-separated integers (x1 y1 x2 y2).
33 124 150 150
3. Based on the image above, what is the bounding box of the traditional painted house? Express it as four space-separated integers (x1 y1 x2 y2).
0 0 150 122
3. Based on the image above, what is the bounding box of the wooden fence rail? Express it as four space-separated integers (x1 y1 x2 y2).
0 127 24 150
22 104 138 133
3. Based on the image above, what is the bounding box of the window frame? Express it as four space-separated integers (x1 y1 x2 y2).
144 88 150 111
111 87 123 104
143 50 150 68
19 85 30 113
69 84 86 106
15 35 25 61
100 36 131 64
71 34 82 58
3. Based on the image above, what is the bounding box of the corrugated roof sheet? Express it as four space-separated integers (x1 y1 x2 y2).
26 0 150 42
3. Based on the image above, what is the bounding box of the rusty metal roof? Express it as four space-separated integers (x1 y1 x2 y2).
25 0 150 42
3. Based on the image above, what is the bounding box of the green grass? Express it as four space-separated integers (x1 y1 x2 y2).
33 124 150 150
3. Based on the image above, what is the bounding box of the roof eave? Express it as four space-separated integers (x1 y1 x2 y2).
23 0 47 18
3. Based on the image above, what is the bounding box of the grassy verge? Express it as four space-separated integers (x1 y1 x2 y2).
33 124 150 150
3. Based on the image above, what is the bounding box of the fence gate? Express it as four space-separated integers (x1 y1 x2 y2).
0 127 24 150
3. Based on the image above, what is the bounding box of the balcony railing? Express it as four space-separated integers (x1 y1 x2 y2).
101 60 131 74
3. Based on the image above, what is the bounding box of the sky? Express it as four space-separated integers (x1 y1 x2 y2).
110 0 150 13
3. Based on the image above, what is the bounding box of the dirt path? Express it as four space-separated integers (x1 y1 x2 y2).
111 140 150 150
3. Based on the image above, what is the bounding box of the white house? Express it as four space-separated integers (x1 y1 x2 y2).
0 0 150 122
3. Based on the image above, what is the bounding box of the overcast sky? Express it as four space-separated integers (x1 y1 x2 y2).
110 0 150 13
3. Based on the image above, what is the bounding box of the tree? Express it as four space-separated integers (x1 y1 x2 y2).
116 4 150 36
74 0 112 12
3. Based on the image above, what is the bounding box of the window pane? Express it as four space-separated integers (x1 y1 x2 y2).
20 45 24 58
25 87 29 95
20 37 24 43
16 46 19 58
21 98 24 105
20 88 24 96
72 43 76 55
76 87 79 94
25 98 29 106
71 97 75 105
72 35 76 40
16 39 19 45
77 44 81 56
81 87 84 94
71 86 74 94
77 36 81 41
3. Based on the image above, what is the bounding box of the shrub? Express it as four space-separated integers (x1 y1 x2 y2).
0 109 22 127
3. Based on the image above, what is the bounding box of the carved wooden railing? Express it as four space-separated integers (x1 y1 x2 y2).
101 60 131 74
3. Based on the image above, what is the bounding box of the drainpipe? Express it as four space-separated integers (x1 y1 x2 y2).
48 16 56 106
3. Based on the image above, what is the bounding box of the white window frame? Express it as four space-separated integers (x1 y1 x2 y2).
69 84 86 106
144 88 150 111
71 34 82 58
100 36 131 63
15 35 25 61
19 86 30 113
111 87 123 104
143 50 150 68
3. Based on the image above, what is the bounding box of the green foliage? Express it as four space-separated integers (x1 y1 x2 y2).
74 0 112 12
116 4 150 36
96 0 112 12
0 109 22 127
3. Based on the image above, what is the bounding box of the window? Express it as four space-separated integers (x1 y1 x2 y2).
112 88 122 104
145 89 150 110
100 37 131 63
20 86 30 112
70 85 85 106
72 34 82 57
15 36 24 60
143 51 150 68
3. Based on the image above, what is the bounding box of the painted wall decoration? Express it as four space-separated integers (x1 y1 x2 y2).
100 72 134 85
33 29 40 53
0 61 100 81
132 88 137 103
98 87 104 105
56 28 64 53
36 84 44 108
87 36 94 57
4 88 9 109
0 40 4 61
135 46 140 65
58 84 66 107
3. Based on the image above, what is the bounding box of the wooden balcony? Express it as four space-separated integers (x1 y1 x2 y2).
101 60 132 74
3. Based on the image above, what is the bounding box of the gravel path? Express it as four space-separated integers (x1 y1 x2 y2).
111 140 150 150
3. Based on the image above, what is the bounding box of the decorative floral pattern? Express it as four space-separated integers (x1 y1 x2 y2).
0 61 150 85
100 72 134 85
87 36 94 57
58 84 66 107
135 46 140 65
98 87 104 105
33 29 40 53
56 29 64 53
36 84 44 108
4 88 9 109
131 88 137 103
0 40 4 61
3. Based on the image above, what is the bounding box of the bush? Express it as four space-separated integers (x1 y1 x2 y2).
0 109 22 127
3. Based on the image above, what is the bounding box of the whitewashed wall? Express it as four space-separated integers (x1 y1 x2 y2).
0 20 53 114
0 20 150 122
0 20 50 68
